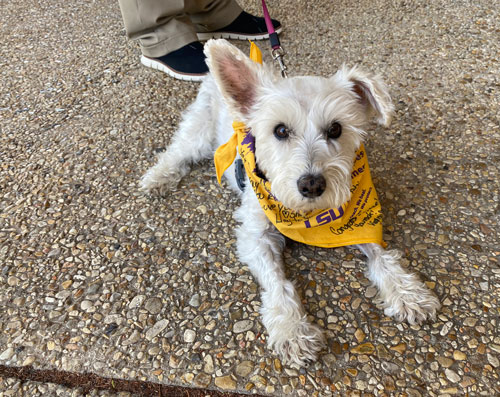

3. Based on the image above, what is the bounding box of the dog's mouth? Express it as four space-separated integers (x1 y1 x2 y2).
254 151 352 213
273 173 352 213
295 194 346 213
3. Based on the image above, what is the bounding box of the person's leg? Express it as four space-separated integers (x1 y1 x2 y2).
186 0 242 32
117 0 282 81
117 0 197 57
117 0 208 81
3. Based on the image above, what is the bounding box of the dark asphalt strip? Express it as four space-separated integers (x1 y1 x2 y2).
0 365 263 397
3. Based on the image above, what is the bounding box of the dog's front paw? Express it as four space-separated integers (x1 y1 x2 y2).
139 167 182 194
382 278 440 324
267 318 325 367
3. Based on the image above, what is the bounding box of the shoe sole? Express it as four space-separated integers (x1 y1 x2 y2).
140 56 207 82
196 26 283 41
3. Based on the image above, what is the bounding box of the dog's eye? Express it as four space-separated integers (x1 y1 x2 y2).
273 124 290 140
326 122 342 140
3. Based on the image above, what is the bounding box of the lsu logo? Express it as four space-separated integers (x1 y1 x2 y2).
304 206 344 229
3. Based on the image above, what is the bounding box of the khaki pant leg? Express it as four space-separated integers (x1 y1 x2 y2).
118 0 197 57
118 0 242 57
186 0 242 32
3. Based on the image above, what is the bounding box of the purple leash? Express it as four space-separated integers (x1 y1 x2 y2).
261 0 288 78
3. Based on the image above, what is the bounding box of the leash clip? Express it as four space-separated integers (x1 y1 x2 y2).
262 0 288 79
272 47 288 78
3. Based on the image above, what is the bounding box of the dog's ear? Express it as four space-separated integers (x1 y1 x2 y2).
204 39 263 118
342 66 394 127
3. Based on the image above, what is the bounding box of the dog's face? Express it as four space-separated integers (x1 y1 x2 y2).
205 40 394 212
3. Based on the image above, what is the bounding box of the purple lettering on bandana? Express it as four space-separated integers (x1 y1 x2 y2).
241 130 256 153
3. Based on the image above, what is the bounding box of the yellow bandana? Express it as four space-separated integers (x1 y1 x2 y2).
213 43 386 248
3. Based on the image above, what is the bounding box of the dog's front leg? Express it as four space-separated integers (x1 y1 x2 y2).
139 81 219 193
356 243 441 324
235 191 324 367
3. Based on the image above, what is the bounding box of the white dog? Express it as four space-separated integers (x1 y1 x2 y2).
140 39 440 366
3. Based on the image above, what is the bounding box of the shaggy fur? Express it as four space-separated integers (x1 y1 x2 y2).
140 39 440 366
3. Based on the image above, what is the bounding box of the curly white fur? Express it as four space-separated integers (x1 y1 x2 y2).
356 244 440 324
140 39 440 366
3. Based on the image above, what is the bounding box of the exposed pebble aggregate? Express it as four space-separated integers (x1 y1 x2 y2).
1 0 499 396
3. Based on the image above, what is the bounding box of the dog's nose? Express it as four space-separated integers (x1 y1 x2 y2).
297 174 326 198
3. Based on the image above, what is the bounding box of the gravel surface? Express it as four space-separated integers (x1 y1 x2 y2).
1 0 499 396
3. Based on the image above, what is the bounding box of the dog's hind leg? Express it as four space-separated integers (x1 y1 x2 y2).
235 191 325 367
140 80 220 192
356 243 440 324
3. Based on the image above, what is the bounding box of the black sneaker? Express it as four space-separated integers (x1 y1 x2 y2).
197 11 282 41
141 41 208 82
